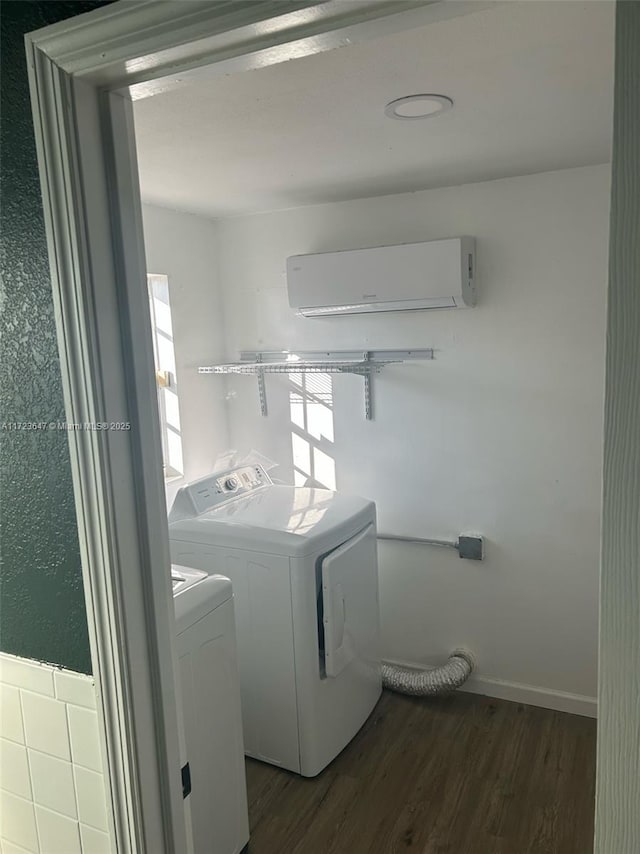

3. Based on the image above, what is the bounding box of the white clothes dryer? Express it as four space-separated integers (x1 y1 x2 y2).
169 466 381 777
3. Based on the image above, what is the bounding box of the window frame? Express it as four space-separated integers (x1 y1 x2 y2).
147 273 184 482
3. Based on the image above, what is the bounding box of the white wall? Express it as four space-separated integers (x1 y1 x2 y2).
215 164 610 712
0 653 113 853
142 205 231 507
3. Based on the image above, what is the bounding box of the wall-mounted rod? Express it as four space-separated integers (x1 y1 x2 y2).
377 533 456 550
377 533 484 560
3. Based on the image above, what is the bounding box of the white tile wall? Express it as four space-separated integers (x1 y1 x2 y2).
0 790 39 852
35 807 82 854
73 768 108 832
0 653 114 854
0 658 54 698
0 740 32 800
79 824 112 854
0 686 25 744
2 837 39 854
28 752 77 819
67 707 102 773
53 673 96 711
21 693 70 761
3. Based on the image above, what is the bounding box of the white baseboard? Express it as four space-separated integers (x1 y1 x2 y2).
382 657 597 719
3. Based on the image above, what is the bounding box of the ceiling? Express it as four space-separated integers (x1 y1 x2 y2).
133 1 615 219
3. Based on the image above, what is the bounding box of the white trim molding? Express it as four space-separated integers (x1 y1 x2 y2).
595 1 640 850
383 658 598 719
29 0 494 97
25 46 186 854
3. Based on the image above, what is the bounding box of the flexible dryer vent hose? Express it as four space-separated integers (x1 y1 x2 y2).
382 649 475 697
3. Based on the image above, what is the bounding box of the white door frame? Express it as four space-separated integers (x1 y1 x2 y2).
25 2 494 851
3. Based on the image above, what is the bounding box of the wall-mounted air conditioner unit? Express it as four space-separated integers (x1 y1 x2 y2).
287 237 476 317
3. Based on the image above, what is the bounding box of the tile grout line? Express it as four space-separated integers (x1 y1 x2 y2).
20 687 41 854
65 701 83 848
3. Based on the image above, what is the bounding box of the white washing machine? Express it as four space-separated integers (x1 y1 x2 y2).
172 566 249 854
169 466 381 778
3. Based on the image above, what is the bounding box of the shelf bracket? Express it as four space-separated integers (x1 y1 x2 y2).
256 353 268 417
363 351 373 420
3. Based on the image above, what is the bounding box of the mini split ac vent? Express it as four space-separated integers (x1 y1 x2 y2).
287 237 476 317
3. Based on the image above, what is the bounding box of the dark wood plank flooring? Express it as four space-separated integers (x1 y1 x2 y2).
245 690 596 854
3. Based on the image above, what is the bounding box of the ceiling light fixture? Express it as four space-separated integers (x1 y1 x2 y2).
384 94 453 121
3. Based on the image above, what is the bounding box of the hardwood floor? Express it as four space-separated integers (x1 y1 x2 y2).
244 690 596 854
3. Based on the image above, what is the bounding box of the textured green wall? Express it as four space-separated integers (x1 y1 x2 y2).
0 1 111 675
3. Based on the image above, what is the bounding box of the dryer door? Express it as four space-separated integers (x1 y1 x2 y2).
321 523 378 678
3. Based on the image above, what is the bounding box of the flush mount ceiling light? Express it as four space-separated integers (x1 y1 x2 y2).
384 94 453 121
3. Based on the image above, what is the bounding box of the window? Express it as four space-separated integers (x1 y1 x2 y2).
147 274 184 480
289 371 336 490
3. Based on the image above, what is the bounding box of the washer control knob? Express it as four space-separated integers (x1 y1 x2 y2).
224 477 238 491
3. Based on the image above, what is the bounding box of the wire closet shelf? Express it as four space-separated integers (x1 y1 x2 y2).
198 349 434 420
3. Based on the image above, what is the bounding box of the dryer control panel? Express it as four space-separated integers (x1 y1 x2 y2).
170 464 272 520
